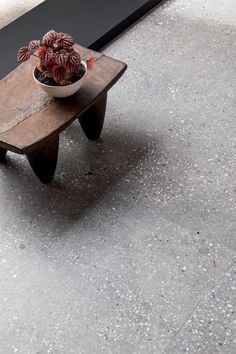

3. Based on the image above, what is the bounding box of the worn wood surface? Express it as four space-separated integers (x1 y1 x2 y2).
0 45 127 154
26 135 59 183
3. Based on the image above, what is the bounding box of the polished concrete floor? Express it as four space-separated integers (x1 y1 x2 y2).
0 0 235 353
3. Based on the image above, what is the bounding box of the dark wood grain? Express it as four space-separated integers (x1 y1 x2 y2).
26 135 59 183
79 93 107 140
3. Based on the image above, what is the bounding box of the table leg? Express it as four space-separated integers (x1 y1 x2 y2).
0 148 7 160
78 93 107 140
26 135 59 184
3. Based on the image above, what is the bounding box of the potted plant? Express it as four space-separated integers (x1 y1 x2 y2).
17 29 94 98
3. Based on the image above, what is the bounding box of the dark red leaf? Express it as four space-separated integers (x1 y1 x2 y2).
65 61 75 74
52 64 67 83
36 63 47 72
87 57 95 70
46 58 56 69
38 46 48 63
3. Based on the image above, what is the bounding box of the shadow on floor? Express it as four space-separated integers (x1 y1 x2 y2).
1 120 163 237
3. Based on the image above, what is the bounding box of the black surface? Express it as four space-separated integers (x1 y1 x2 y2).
0 0 162 79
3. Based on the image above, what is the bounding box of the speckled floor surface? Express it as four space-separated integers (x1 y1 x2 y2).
0 0 235 353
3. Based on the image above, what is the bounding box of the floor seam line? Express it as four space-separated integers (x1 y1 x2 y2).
162 252 236 353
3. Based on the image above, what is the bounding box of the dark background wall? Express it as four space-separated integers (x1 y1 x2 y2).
0 0 162 79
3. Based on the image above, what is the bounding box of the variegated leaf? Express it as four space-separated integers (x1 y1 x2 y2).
45 48 54 62
59 33 74 48
43 29 59 42
17 47 31 62
29 40 40 53
69 51 81 66
41 37 53 46
55 50 69 65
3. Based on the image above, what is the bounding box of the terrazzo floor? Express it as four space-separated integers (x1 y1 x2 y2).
0 0 235 353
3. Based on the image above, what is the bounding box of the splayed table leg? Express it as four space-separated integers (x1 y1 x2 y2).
78 93 107 140
26 135 59 183
0 148 7 160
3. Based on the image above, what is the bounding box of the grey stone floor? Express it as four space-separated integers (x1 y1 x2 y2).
0 0 235 353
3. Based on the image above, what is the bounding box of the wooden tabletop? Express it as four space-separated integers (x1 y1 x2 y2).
0 45 127 154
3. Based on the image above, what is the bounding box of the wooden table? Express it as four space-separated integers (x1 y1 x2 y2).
0 45 127 183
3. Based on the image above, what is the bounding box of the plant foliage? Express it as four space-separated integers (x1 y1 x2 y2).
17 30 94 85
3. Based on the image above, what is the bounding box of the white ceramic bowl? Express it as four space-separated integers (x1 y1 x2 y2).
33 60 87 98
